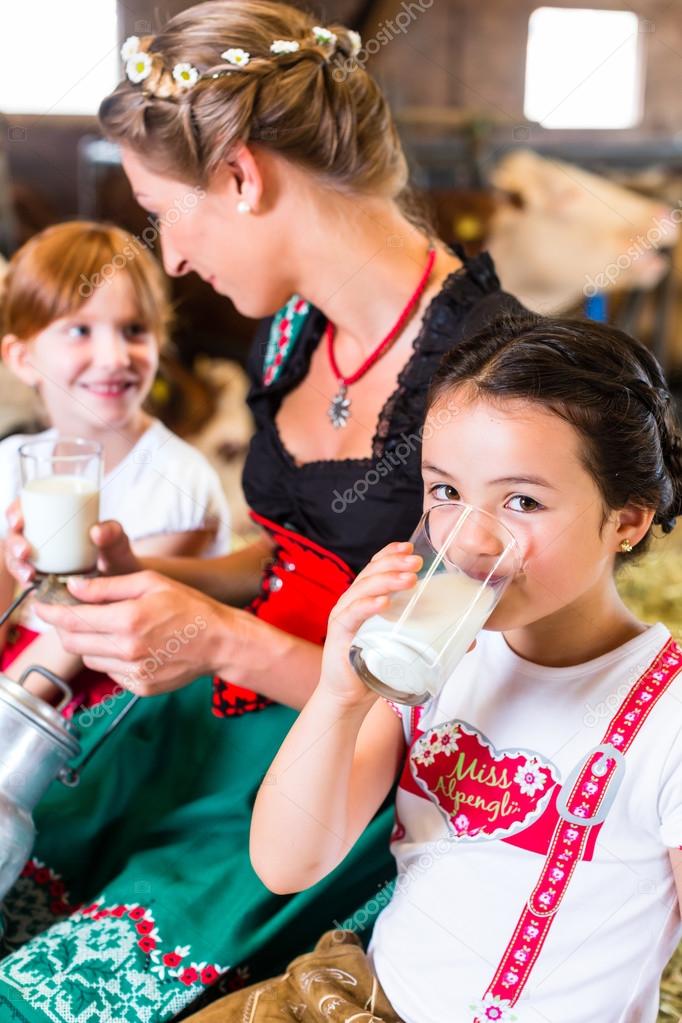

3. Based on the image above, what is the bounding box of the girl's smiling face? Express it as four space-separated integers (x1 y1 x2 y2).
4 273 159 435
421 388 653 634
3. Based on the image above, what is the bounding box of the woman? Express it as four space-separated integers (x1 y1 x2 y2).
1 3 523 1021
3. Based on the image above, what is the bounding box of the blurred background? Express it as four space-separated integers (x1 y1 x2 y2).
1 0 682 1014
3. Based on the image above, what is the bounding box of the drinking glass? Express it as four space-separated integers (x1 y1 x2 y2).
19 437 102 576
349 502 521 705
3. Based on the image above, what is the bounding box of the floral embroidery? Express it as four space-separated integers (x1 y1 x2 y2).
410 720 560 844
470 993 517 1021
263 295 311 386
0 862 229 1023
412 723 460 766
513 758 547 797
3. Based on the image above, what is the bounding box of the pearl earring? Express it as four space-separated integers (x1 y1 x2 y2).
237 199 252 214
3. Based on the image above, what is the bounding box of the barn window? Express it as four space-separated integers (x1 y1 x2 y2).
0 0 119 115
524 7 645 129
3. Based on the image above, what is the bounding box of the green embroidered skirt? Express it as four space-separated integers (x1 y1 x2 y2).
0 679 394 1023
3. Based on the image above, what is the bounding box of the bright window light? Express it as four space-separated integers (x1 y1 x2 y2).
524 7 644 129
0 1 119 115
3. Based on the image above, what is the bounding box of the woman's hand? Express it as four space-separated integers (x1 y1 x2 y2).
4 501 141 584
90 521 143 575
320 541 422 709
33 571 230 695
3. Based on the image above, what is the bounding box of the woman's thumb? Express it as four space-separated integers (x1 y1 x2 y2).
91 520 126 549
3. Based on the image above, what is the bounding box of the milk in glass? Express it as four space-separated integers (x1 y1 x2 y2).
353 570 495 698
21 475 99 574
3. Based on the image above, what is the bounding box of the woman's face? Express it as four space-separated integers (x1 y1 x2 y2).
420 390 646 633
120 147 294 318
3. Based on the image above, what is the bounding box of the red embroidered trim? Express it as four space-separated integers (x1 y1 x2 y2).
20 859 79 917
19 859 227 989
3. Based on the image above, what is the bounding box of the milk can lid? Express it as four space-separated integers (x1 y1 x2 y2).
0 675 80 756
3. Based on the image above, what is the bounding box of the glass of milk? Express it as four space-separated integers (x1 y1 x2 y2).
19 438 102 576
349 502 521 705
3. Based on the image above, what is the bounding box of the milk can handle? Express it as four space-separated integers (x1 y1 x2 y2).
18 664 73 712
59 694 140 788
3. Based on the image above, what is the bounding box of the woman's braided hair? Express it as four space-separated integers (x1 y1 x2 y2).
98 0 408 198
428 312 682 562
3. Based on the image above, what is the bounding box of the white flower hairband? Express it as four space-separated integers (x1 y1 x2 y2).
122 25 361 88
121 37 197 88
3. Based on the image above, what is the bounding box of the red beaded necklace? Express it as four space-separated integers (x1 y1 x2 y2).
325 245 437 428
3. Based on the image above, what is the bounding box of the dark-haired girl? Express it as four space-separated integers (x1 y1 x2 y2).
0 3 523 1020
191 312 682 1023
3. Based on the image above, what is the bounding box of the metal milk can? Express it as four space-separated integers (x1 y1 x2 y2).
0 665 80 902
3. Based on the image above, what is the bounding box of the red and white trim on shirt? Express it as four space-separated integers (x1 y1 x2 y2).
469 636 682 1022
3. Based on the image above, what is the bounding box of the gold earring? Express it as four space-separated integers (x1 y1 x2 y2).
619 539 634 553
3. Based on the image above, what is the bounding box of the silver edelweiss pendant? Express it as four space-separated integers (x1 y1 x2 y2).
328 383 350 429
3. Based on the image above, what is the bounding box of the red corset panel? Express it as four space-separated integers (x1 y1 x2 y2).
211 510 356 717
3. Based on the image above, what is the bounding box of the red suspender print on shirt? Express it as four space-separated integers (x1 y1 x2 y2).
468 637 682 1022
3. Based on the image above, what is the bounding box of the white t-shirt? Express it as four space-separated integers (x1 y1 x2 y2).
369 623 682 1023
0 422 231 629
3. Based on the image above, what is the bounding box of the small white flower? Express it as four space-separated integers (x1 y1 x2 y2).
221 47 250 67
172 62 199 87
313 26 338 47
121 36 141 61
514 758 547 797
270 39 300 55
126 52 152 83
469 993 517 1021
347 29 362 56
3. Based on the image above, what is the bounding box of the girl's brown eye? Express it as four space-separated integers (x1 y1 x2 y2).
507 495 542 513
432 484 459 502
